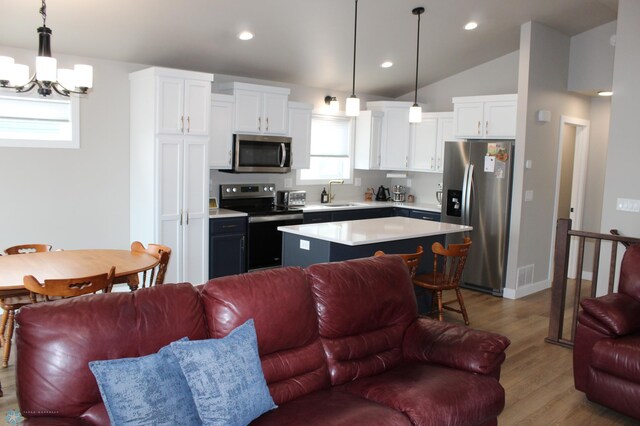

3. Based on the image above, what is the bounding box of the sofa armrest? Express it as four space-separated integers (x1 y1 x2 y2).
581 293 640 336
402 317 510 376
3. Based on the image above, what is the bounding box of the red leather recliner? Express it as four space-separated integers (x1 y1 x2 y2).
573 244 640 420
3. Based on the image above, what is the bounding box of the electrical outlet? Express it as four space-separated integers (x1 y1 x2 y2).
284 178 293 188
354 177 362 187
525 190 534 202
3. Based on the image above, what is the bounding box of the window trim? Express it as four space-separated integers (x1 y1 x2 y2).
0 94 80 149
296 113 355 186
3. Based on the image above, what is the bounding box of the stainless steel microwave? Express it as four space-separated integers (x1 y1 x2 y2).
232 134 292 173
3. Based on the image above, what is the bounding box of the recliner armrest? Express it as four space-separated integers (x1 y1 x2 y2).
581 293 640 336
402 317 510 376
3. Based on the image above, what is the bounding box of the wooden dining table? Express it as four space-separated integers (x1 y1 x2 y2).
0 249 160 295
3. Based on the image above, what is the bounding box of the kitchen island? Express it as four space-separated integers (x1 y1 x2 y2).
278 216 471 272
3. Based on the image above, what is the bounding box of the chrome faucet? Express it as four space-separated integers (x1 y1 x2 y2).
328 179 344 203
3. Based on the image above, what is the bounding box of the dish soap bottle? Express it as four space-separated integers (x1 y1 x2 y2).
321 188 329 204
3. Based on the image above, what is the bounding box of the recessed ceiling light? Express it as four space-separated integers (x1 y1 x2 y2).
238 31 254 41
597 91 613 96
464 21 478 31
380 61 393 68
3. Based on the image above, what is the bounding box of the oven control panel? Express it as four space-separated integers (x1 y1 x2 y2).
220 183 276 199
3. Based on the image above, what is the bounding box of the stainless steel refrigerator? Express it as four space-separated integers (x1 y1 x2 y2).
440 140 514 296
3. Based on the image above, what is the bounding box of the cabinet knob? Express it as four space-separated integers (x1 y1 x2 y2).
477 121 480 135
266 117 269 131
258 117 261 131
181 116 185 133
486 121 489 136
187 116 191 133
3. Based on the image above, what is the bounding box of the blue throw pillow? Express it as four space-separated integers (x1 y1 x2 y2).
89 338 201 426
170 319 277 426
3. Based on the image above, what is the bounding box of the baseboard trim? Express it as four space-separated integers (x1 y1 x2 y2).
503 279 550 300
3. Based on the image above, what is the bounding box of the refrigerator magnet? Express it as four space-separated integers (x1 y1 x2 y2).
484 155 496 172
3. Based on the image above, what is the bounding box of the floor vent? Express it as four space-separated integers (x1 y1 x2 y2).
517 264 534 287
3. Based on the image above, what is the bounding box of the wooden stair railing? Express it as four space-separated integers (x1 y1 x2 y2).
545 218 640 348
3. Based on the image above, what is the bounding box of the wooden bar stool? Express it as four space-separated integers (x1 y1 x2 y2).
413 237 472 325
374 245 424 278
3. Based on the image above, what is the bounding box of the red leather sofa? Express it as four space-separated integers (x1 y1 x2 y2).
573 244 640 420
16 255 510 425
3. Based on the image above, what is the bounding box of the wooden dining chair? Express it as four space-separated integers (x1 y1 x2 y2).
23 266 116 303
374 245 424 278
413 237 472 325
0 243 53 369
4 244 53 255
112 242 171 291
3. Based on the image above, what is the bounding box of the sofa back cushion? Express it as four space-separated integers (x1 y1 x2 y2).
201 267 330 405
16 283 208 420
620 244 640 302
306 255 418 385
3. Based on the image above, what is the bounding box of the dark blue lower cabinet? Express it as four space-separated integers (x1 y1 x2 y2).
209 218 247 279
409 210 441 222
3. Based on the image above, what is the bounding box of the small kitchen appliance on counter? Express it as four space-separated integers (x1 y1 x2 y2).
392 185 406 202
276 190 306 207
375 186 390 201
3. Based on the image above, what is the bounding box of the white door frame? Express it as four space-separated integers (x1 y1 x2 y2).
549 116 591 280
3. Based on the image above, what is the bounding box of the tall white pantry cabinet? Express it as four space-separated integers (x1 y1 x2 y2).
129 67 213 285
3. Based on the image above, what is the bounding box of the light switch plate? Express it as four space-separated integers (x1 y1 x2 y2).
524 190 534 202
354 177 362 187
284 178 293 188
616 198 640 213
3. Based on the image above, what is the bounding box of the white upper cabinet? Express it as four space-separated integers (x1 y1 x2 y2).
366 101 412 171
453 94 517 139
218 82 290 135
209 94 235 169
288 101 313 169
157 76 211 136
354 110 383 170
409 112 456 173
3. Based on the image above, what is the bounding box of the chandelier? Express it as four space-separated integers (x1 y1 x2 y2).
0 0 93 97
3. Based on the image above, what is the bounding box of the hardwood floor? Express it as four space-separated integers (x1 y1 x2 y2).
0 288 637 425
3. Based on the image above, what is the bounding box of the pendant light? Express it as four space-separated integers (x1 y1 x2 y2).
409 7 425 123
0 0 93 97
345 0 360 117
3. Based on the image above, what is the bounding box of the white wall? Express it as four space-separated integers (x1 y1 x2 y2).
396 51 520 112
0 46 145 250
504 22 591 299
598 0 640 292
569 21 617 95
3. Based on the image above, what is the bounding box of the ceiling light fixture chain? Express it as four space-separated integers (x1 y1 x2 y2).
345 0 361 117
0 0 93 97
409 6 425 123
40 0 47 27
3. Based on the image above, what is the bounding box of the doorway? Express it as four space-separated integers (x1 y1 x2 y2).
550 116 590 280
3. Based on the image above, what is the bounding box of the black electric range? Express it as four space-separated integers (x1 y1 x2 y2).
219 183 303 270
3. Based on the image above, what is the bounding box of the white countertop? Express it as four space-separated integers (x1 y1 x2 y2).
209 208 248 219
302 200 442 213
209 201 441 218
278 216 471 246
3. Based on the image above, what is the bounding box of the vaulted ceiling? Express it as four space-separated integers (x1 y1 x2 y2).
0 0 618 98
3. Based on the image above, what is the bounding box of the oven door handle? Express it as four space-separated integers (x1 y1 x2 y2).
249 214 303 223
279 143 287 168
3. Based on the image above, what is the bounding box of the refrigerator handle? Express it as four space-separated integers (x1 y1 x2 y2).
461 164 470 225
463 164 474 225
